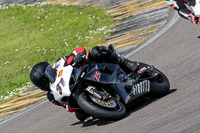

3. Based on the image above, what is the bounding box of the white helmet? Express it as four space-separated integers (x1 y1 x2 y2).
193 0 200 17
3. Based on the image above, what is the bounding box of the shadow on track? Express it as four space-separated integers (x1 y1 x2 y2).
70 89 177 127
126 88 177 116
71 118 113 127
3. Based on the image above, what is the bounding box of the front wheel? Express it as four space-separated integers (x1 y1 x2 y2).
77 92 126 121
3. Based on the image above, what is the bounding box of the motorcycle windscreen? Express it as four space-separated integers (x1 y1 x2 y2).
45 65 57 84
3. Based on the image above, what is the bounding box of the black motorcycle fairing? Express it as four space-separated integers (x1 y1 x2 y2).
68 57 170 121
71 63 142 104
83 63 120 85
69 62 156 108
110 84 131 104
81 63 139 104
72 64 89 82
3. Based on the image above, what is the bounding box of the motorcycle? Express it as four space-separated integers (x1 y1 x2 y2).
48 45 170 121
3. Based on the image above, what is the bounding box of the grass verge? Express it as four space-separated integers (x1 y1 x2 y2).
0 3 113 104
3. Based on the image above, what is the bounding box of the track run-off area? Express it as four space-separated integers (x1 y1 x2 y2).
0 0 169 122
1 0 200 133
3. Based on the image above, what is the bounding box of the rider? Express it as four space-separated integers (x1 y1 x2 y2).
30 45 141 122
166 0 200 24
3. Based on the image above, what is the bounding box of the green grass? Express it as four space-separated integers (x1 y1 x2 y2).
0 4 113 104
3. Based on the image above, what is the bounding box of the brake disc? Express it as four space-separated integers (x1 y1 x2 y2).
89 95 117 108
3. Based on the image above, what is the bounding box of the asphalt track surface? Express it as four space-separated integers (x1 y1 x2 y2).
1 12 200 133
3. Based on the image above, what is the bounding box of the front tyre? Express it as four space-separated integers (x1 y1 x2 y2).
77 92 126 121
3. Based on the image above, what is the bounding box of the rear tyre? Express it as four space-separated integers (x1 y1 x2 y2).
137 62 170 98
77 92 126 121
148 68 170 98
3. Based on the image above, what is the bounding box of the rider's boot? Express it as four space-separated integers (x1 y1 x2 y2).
89 45 140 73
108 52 140 73
116 55 140 73
111 53 158 78
107 50 159 77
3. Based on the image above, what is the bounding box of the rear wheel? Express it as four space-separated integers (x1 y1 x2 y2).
137 62 170 98
148 68 170 98
77 91 126 121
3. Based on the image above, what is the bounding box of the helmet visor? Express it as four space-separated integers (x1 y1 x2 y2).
45 65 57 84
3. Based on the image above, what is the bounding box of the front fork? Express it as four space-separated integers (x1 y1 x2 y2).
86 86 111 101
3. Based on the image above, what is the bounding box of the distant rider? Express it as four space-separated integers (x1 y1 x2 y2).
166 0 200 24
30 45 142 122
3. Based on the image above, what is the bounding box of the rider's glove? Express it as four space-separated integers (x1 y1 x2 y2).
72 53 86 67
